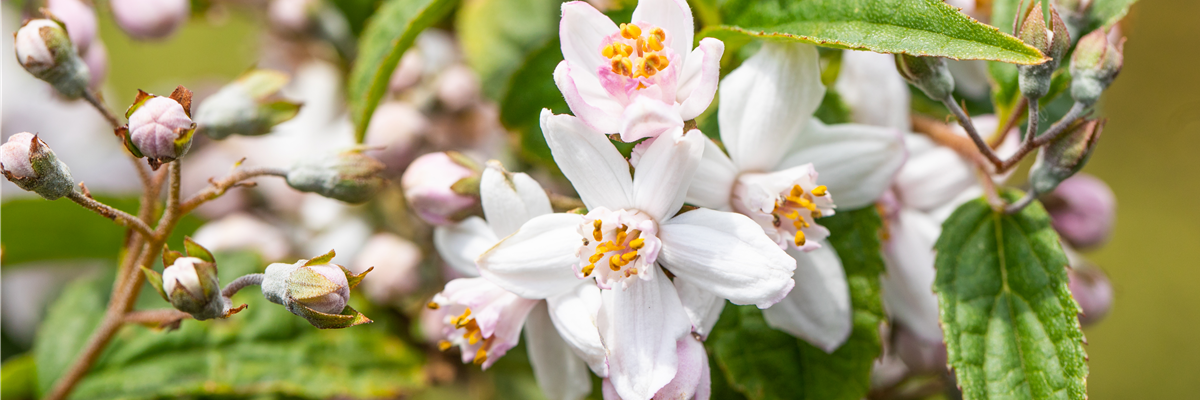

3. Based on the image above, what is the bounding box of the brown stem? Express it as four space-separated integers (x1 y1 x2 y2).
123 309 192 327
911 115 993 168
180 166 289 214
65 190 154 238
941 96 1005 168
81 90 121 130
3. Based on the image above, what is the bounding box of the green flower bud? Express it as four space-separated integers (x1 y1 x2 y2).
1028 119 1104 196
261 250 373 329
1070 29 1124 106
895 54 955 101
1016 3 1071 99
143 238 244 320
14 18 90 99
195 70 302 140
1 133 74 200
286 151 386 204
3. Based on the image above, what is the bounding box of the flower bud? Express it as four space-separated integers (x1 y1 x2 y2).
82 40 107 89
286 151 387 204
1042 173 1115 249
261 250 372 329
351 233 423 303
895 54 955 101
1068 265 1113 326
0 133 74 200
14 19 91 99
401 152 480 226
143 238 240 320
1070 28 1124 106
46 0 98 54
365 101 429 172
195 70 302 140
1028 119 1104 196
1017 3 1071 100
268 0 319 35
110 0 190 40
436 65 481 112
119 87 196 168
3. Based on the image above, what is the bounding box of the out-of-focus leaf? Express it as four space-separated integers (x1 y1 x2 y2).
702 0 1045 65
348 0 458 142
34 252 426 399
1089 0 1139 28
458 0 564 99
934 192 1088 399
497 38 568 168
1 354 37 400
0 197 203 267
707 207 885 400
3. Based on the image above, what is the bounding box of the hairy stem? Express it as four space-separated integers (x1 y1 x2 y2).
66 190 154 239
996 102 1090 171
221 274 266 298
81 90 121 130
180 166 289 214
1024 98 1040 147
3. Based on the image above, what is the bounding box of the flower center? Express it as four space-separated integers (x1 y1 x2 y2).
732 169 835 251
428 302 494 365
575 207 661 289
771 184 828 247
601 23 672 83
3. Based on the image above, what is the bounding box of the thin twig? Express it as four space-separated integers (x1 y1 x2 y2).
911 114 993 168
993 97 1028 147
81 90 121 129
221 274 265 298
124 309 191 327
1004 191 1038 214
1023 97 1040 147
66 190 154 238
996 102 1089 172
180 166 289 214
941 96 1005 168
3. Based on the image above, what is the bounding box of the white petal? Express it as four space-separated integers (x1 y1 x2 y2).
541 110 634 210
761 244 852 353
548 283 609 377
685 138 738 211
632 129 703 221
881 209 944 342
599 268 691 400
719 42 824 171
433 217 496 277
631 0 694 64
673 279 725 339
481 165 554 237
477 213 586 299
676 38 725 120
894 133 977 212
654 334 711 400
834 50 911 131
619 96 684 142
777 120 907 209
555 61 624 133
526 303 594 400
658 208 796 308
560 1 618 86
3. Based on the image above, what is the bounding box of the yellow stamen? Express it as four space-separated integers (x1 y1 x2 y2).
474 349 488 365
620 23 642 39
602 43 616 59
797 198 817 212
650 27 666 42
589 252 605 264
621 251 639 261
609 255 624 270
644 53 669 70
615 230 627 245
466 330 480 345
629 238 645 249
811 185 828 196
582 264 595 276
627 267 638 276
784 209 800 221
812 210 822 219
646 35 665 52
794 230 807 247
616 43 633 57
426 302 439 310
790 185 804 198
438 340 452 351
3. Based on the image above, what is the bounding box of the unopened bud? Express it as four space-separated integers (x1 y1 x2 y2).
261 250 372 329
195 70 301 140
46 0 98 54
268 0 319 35
351 233 423 303
1029 119 1104 196
1070 28 1124 106
82 40 107 89
1017 3 1071 99
14 19 91 99
110 0 190 40
401 152 481 226
0 133 74 200
120 87 196 168
286 151 386 204
437 65 481 112
143 238 238 320
1043 173 1115 249
1068 266 1113 326
895 54 955 101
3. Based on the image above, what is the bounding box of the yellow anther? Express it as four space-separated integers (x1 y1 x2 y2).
593 227 605 241
593 219 603 230
426 301 439 310
794 230 807 247
613 56 634 76
438 340 452 351
790 185 804 198
467 331 480 345
629 238 645 249
811 185 828 196
620 23 641 39
589 252 605 264
610 255 624 270
798 198 817 212
582 264 595 276
645 53 669 71
634 59 657 78
621 251 639 261
650 27 666 42
784 209 800 221
602 43 616 59
646 35 665 52
627 267 638 276
616 43 633 57
615 231 627 245
812 210 822 219
474 349 488 365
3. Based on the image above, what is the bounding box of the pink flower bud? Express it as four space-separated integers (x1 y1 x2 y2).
401 152 480 226
15 20 61 72
126 93 195 164
110 0 190 40
46 0 98 54
365 101 428 171
436 65 480 112
1068 266 1113 326
1 132 74 199
388 50 424 93
15 19 90 98
1 133 38 179
268 0 318 35
351 233 423 303
302 263 352 314
83 40 107 89
1045 173 1115 249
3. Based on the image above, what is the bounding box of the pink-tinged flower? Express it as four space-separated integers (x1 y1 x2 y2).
123 89 197 167
401 152 479 226
428 277 538 368
684 43 906 352
478 112 794 399
555 0 724 142
82 40 107 89
110 0 190 40
1046 173 1116 249
600 334 710 400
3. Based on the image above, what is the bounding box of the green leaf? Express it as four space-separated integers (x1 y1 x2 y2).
34 252 424 399
497 37 569 168
457 0 564 100
703 0 1046 64
0 197 204 267
707 207 885 400
1089 0 1138 28
1 354 37 400
348 0 458 143
933 192 1087 400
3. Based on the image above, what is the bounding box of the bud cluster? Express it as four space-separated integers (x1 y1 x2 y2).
1016 3 1071 100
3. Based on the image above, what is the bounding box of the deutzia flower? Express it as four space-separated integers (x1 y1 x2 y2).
684 43 907 351
430 162 596 400
477 111 795 400
555 0 724 142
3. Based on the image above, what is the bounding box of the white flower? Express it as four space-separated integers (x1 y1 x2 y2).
555 0 724 142
684 43 907 352
477 111 795 400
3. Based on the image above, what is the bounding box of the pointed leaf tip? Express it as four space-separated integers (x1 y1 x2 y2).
304 249 336 267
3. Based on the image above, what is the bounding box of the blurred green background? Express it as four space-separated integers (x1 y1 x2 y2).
3 0 1194 398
